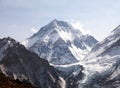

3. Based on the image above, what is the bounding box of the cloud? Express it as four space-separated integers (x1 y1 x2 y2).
31 27 38 33
70 20 91 35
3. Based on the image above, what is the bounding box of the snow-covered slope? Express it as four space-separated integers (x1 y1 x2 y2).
54 25 120 88
22 19 98 65
79 25 120 88
84 25 120 63
54 63 84 88
0 37 63 88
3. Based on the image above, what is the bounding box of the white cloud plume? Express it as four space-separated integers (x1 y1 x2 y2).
31 27 38 33
70 20 91 35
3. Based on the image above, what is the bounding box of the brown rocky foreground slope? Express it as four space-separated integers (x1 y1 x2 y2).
0 73 37 88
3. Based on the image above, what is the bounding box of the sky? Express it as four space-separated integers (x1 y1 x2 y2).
0 0 120 42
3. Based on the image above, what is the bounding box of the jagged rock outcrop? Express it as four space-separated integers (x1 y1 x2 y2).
0 37 63 88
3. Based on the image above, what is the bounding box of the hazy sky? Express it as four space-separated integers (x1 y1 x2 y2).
0 0 120 42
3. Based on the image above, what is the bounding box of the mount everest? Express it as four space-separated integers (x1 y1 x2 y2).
22 19 98 65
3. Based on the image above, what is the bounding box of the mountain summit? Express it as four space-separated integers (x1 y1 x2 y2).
22 19 98 65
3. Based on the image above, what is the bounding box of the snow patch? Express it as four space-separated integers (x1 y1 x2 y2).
0 41 9 61
59 76 66 88
55 27 74 42
69 44 88 61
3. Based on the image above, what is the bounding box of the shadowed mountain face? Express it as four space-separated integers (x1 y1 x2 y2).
0 37 62 88
22 20 98 65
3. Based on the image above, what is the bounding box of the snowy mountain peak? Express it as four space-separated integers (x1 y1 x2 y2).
22 19 98 65
23 19 83 48
35 19 74 35
48 19 73 29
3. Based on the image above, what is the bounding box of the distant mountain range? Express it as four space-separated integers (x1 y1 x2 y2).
0 20 120 88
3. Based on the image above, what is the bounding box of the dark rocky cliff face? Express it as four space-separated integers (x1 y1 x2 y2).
0 37 62 88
